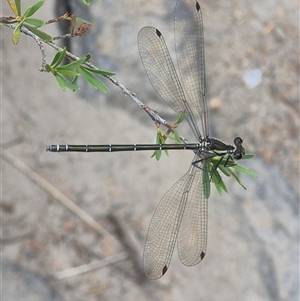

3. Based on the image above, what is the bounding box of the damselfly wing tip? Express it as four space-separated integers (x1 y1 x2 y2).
144 264 168 280
162 265 168 276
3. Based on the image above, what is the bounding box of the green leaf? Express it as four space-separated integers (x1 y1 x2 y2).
50 49 66 67
163 149 169 157
81 0 90 5
218 164 231 177
71 74 79 85
7 0 20 16
202 161 211 199
155 150 161 160
24 18 44 27
176 112 186 124
12 21 23 44
56 68 81 76
62 57 86 69
24 24 52 41
79 67 108 93
83 66 116 76
227 168 247 190
212 168 228 195
12 26 21 44
232 164 258 178
217 176 228 193
54 73 79 92
213 178 224 195
15 0 21 15
45 64 51 72
23 1 45 18
54 73 67 91
173 130 181 143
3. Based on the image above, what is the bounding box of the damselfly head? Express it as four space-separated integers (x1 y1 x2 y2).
233 137 245 160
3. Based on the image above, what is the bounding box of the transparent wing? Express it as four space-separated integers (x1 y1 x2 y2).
143 162 197 279
177 157 208 266
175 0 209 137
138 26 202 140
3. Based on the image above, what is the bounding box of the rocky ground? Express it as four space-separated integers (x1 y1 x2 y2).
2 0 299 300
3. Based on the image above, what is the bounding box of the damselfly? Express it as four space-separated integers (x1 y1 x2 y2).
47 0 247 279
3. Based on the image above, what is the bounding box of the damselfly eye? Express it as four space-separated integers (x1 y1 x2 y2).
234 153 243 160
234 137 243 145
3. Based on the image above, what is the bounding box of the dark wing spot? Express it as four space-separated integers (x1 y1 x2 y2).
196 1 200 12
156 29 162 37
162 265 168 276
200 251 205 260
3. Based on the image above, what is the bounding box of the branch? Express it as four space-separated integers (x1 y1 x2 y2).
3 23 188 142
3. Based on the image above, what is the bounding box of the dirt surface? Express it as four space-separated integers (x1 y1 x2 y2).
2 0 299 300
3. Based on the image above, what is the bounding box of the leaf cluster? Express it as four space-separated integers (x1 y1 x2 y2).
45 48 115 92
2 0 52 44
152 117 257 198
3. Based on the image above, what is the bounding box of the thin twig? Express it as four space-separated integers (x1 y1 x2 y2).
1 148 116 242
5 24 47 71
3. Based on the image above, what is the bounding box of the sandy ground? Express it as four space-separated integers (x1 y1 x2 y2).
1 0 299 300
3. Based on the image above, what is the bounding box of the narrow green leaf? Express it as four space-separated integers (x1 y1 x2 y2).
12 22 23 44
50 49 65 68
15 0 21 15
232 164 258 178
81 0 90 5
54 74 67 91
63 79 80 91
214 180 223 195
23 1 45 18
7 0 20 16
83 66 116 76
45 64 51 72
157 132 165 144
176 112 186 124
71 74 79 85
218 164 231 177
56 68 80 76
79 67 108 93
202 161 211 199
62 57 86 69
54 73 79 91
163 149 169 157
211 167 219 184
25 24 52 41
50 49 65 67
156 150 161 160
155 150 161 160
227 168 247 190
24 18 44 27
173 130 181 143
217 176 228 193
